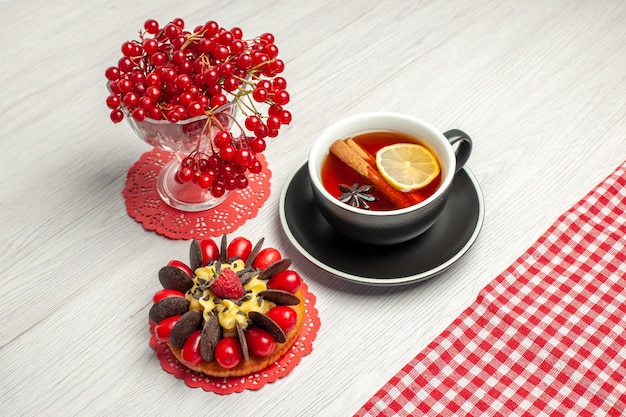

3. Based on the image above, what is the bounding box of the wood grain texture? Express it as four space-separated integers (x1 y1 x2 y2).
1 0 625 415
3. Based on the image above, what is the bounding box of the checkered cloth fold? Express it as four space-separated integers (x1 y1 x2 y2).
356 161 626 417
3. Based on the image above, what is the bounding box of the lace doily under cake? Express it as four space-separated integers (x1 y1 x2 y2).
123 148 271 240
149 281 320 394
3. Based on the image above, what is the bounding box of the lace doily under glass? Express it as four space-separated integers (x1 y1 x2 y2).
149 281 320 394
123 148 271 240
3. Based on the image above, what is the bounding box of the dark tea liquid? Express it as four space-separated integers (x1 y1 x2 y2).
321 131 442 211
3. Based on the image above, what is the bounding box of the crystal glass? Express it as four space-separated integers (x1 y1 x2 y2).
124 101 238 212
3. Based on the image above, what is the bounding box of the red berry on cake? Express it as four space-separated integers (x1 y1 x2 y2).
211 268 245 300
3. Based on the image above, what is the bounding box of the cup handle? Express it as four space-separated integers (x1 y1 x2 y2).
444 129 472 173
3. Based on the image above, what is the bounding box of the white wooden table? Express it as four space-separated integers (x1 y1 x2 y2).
1 0 624 415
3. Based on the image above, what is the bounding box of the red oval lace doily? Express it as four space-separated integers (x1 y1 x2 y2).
149 281 320 394
123 148 271 240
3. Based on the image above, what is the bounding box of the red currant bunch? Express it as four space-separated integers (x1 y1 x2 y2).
105 18 292 196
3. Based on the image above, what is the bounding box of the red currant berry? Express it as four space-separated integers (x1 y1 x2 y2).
208 154 221 168
268 59 285 75
213 45 229 60
217 63 233 77
245 115 261 131
142 38 158 54
159 67 176 83
252 53 269 67
234 149 252 166
231 27 243 39
268 104 282 116
202 69 219 85
105 66 121 81
132 83 146 96
265 44 279 59
105 94 121 109
236 54 252 72
266 115 281 130
210 94 227 109
176 166 195 183
224 177 237 190
178 60 192 75
211 184 226 197
196 172 216 189
273 90 290 105
164 23 180 39
205 83 221 96
196 94 209 108
172 17 185 28
143 73 158 87
122 91 139 107
187 102 204 117
178 91 194 106
145 86 161 100
147 107 161 119
175 74 191 90
171 49 185 65
218 163 234 178
252 88 268 103
222 76 239 92
236 175 249 189
218 30 233 45
181 156 195 168
110 109 124 123
131 107 146 121
254 124 268 138
219 145 235 161
203 21 220 37
118 57 134 72
138 96 152 109
249 160 263 174
258 80 272 90
279 110 292 125
260 32 275 45
121 41 137 57
150 52 167 66
197 38 214 53
166 109 181 123
144 19 160 34
249 137 266 153
117 78 132 93
214 130 231 148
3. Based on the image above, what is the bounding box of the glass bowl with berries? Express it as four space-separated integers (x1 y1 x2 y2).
105 18 292 212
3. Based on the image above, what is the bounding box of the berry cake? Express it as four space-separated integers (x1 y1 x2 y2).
149 235 305 377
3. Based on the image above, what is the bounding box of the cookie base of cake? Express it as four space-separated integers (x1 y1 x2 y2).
167 290 305 377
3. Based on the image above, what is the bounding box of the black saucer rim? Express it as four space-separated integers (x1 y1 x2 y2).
278 160 485 286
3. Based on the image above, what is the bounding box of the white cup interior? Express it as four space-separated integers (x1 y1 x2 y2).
308 112 456 214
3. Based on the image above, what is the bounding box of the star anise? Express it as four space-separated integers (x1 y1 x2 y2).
337 183 376 209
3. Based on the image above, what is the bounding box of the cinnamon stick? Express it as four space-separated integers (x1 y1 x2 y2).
345 138 425 206
329 139 415 209
345 138 375 165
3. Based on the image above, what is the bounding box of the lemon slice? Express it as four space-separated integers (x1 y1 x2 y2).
375 143 440 191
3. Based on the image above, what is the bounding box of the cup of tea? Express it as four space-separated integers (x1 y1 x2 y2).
308 112 472 245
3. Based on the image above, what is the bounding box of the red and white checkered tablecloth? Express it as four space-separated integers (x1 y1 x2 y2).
356 161 626 417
